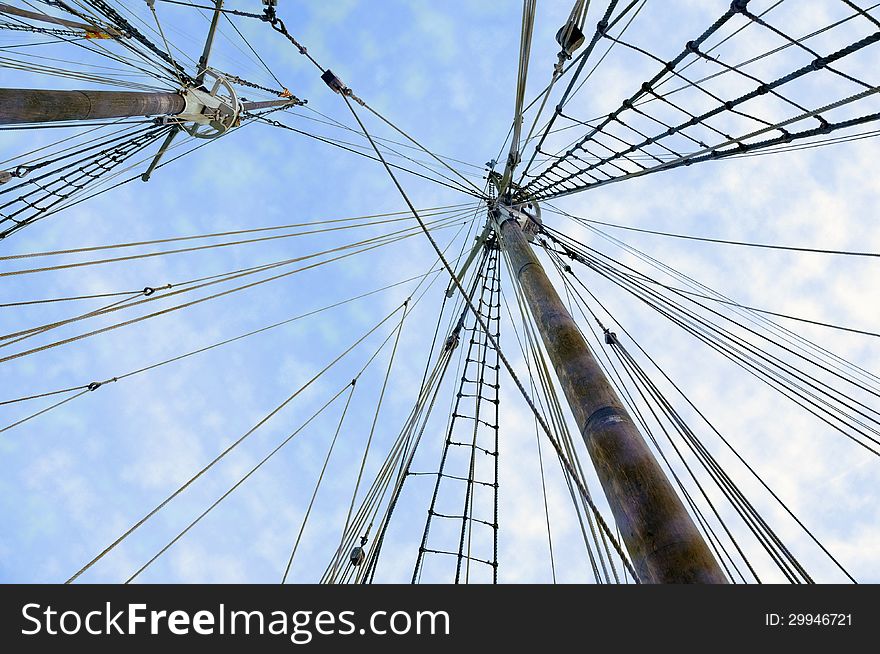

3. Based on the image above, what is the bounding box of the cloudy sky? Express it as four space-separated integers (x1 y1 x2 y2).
0 0 878 584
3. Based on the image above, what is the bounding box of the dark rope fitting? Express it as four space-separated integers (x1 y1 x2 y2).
142 287 156 296
640 81 653 93
596 19 609 35
730 0 750 12
87 381 102 392
757 84 770 95
603 329 618 346
685 40 700 54
563 265 572 273
622 99 634 109
811 57 827 70
724 100 735 110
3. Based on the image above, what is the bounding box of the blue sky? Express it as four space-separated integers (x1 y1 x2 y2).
0 0 878 583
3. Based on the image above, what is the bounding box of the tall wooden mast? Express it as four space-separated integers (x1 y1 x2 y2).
494 205 727 583
0 88 186 124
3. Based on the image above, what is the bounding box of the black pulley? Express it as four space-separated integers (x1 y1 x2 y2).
556 22 585 56
350 546 365 567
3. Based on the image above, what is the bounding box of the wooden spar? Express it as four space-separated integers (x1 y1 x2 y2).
0 89 185 125
0 3 121 37
497 210 728 584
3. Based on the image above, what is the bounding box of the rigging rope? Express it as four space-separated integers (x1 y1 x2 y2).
520 2 880 200
64 303 407 583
